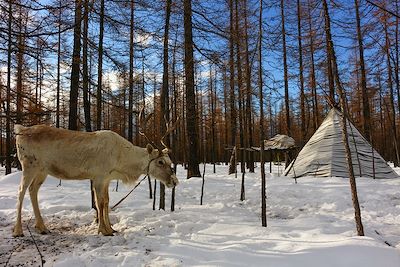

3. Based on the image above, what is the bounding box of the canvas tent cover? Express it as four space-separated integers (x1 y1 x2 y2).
264 134 295 150
284 109 399 179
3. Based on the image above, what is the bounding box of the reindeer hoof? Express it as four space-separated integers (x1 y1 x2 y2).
108 225 117 233
13 226 24 237
35 224 50 235
12 232 24 238
104 225 117 233
98 229 114 236
101 231 114 236
37 228 50 235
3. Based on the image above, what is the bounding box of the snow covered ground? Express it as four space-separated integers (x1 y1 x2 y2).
0 163 399 266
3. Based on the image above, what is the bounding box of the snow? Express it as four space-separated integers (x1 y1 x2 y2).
1 164 399 266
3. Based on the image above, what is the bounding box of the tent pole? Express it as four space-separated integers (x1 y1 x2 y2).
348 121 362 177
269 151 272 173
372 138 376 179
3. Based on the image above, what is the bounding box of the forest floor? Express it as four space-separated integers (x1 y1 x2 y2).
0 163 399 266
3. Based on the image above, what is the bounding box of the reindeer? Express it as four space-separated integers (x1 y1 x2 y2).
12 110 178 237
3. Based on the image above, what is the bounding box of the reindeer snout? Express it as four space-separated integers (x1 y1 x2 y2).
171 174 179 187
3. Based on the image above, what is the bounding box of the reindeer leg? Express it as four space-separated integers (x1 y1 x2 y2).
13 169 35 237
91 181 99 224
93 180 113 236
103 183 117 233
29 173 49 234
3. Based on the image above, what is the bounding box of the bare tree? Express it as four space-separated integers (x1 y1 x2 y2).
68 0 82 131
354 0 371 142
56 0 62 128
234 0 246 200
96 0 105 131
82 0 91 132
281 0 291 136
209 64 216 173
307 0 319 131
297 0 306 142
243 0 254 172
184 0 201 178
228 0 237 175
128 0 134 143
259 0 267 227
396 0 400 117
324 0 364 236
160 0 172 210
5 0 13 174
323 0 335 103
382 7 400 167
16 4 26 125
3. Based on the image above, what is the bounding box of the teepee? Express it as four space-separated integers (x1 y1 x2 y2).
284 108 399 179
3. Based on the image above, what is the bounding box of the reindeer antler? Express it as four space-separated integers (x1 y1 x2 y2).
160 115 180 151
138 107 179 154
138 107 160 150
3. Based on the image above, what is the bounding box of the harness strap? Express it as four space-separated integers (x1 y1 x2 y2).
111 157 156 210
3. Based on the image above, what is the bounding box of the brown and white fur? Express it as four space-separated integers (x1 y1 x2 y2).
12 124 178 237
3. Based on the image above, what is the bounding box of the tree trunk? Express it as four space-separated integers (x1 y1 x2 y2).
210 65 216 173
171 37 178 209
82 0 91 132
243 0 254 172
96 0 105 131
198 71 204 162
354 0 371 142
38 40 43 120
56 0 62 128
152 178 157 210
396 0 400 116
281 0 291 136
259 0 267 227
234 0 246 200
79 0 95 210
184 0 201 178
160 0 172 210
323 0 335 103
395 0 400 165
6 0 13 174
297 0 306 143
307 0 319 131
68 0 82 131
200 93 207 205
377 70 386 157
228 0 237 175
383 10 400 167
0 71 2 164
16 4 25 125
222 67 229 164
234 0 244 174
324 0 364 236
138 56 145 145
128 0 134 143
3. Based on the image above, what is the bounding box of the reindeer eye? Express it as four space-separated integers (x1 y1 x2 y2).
158 160 164 166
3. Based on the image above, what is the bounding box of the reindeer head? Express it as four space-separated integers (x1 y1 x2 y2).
146 144 179 188
139 108 179 188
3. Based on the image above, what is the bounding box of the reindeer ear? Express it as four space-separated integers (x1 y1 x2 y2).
146 144 154 154
162 148 171 154
147 144 159 158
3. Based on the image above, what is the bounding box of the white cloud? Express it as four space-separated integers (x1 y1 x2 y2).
104 71 120 91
